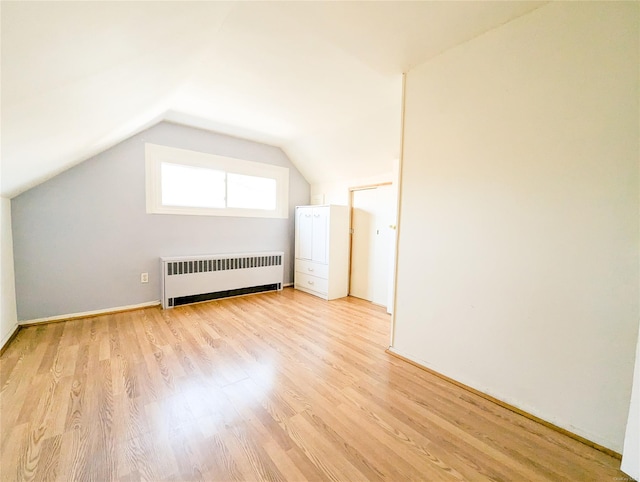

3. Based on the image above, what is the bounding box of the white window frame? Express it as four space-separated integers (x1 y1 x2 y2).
145 143 289 219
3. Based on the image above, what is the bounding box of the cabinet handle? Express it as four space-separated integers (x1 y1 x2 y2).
305 214 311 217
314 214 320 217
307 280 314 285
308 267 314 271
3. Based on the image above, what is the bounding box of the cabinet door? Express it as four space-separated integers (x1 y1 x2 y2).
311 207 328 264
296 207 313 260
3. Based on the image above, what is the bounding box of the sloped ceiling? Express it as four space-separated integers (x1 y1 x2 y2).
1 1 544 198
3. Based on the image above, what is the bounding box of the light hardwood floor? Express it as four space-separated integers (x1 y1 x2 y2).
0 288 627 481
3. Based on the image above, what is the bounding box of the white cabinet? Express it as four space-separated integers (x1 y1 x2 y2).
311 208 328 264
296 208 313 260
294 205 349 300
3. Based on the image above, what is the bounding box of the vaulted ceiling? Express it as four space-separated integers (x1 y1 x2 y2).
1 1 543 198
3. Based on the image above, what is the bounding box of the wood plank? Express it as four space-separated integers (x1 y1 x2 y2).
0 289 626 481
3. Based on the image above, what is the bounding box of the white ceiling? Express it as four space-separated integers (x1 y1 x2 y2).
0 1 544 198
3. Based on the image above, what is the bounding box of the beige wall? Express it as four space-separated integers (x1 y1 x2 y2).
311 171 395 206
1 197 18 348
392 2 639 452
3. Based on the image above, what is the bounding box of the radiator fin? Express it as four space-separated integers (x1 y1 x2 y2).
166 255 282 276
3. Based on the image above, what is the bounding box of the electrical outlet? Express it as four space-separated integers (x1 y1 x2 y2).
141 272 149 283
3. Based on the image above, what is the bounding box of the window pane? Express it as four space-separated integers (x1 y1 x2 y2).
161 162 225 208
227 173 276 210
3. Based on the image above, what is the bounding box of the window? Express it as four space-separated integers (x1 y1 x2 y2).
227 173 277 210
145 143 289 218
161 162 226 209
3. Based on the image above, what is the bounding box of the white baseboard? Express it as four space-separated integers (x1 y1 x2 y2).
21 288 293 325
387 346 619 454
19 300 161 326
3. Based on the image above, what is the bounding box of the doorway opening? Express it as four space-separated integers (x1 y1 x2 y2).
349 183 397 314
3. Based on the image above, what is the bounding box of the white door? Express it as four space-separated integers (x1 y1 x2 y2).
350 185 396 308
311 207 328 264
295 207 313 260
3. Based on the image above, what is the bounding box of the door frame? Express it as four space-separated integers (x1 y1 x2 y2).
348 182 393 297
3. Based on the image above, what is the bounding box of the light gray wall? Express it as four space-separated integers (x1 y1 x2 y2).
12 122 310 320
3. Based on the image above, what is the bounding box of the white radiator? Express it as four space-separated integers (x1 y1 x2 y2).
160 251 284 309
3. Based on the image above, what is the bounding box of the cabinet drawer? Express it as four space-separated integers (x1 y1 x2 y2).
294 272 328 295
295 259 329 279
